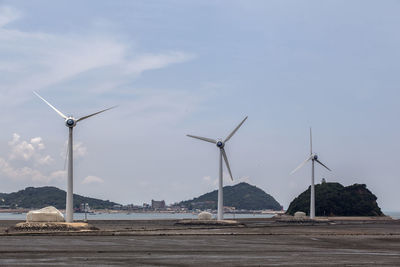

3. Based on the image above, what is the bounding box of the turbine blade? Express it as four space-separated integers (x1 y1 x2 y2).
221 148 233 181
290 156 312 175
77 106 117 122
224 116 248 143
33 91 67 119
186 135 216 144
310 127 313 156
315 159 331 171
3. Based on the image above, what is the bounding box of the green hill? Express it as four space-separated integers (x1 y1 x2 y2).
178 182 282 211
0 186 119 210
286 182 383 216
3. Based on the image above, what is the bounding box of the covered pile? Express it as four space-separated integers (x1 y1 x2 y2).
26 206 65 222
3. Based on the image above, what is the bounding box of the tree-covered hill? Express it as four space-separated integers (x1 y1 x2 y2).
178 182 282 211
286 182 383 216
0 186 119 209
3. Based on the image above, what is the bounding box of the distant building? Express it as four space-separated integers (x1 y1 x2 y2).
112 204 123 210
151 199 166 210
125 204 142 211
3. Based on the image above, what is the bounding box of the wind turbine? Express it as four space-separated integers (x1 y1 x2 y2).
34 91 116 223
290 128 331 219
187 116 247 220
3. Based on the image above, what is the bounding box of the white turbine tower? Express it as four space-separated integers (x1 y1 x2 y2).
187 116 247 220
34 91 116 223
290 128 331 219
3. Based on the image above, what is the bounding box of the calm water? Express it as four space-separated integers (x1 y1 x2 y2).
1 211 398 220
0 212 275 220
386 211 400 219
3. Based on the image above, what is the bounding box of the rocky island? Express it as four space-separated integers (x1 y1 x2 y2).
286 182 383 216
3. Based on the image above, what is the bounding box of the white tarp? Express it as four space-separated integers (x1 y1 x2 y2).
198 211 213 220
294 211 307 218
26 206 65 222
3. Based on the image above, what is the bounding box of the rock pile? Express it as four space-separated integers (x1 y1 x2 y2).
9 222 98 232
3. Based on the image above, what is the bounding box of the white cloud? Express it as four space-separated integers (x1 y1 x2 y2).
0 5 195 106
0 6 20 28
30 137 45 150
125 52 195 75
8 133 20 146
73 142 87 157
82 175 104 184
0 157 65 183
8 133 52 164
0 134 61 183
37 155 53 165
9 140 34 161
61 141 87 159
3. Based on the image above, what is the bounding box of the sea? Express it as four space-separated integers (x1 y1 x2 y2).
0 211 399 220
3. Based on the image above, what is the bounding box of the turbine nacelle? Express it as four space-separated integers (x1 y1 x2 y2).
216 140 224 148
65 117 77 128
290 128 332 175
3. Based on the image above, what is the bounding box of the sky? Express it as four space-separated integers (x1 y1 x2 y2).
0 0 400 211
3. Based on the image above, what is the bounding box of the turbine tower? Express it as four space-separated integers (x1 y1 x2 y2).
290 128 331 219
34 91 116 223
187 116 247 220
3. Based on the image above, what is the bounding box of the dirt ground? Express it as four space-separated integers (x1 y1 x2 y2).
0 218 399 266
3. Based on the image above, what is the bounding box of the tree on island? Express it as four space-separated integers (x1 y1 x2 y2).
1 187 118 209
178 182 282 211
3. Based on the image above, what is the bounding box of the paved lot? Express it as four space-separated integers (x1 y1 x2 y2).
0 219 399 266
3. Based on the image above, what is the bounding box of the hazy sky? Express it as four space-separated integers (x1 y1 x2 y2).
0 0 399 211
